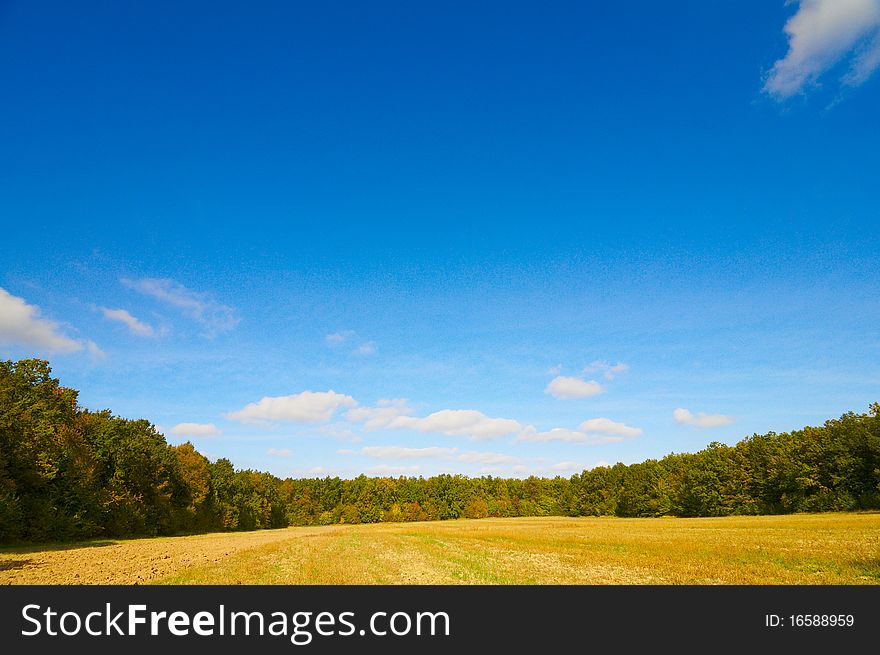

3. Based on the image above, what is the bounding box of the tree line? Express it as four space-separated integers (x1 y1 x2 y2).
1 359 878 543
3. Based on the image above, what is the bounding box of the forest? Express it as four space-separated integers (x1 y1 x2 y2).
1 358 879 543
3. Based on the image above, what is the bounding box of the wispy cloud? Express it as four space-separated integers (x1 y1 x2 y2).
673 408 734 429
227 391 357 423
0 287 85 354
267 448 293 458
169 422 222 437
296 466 333 477
547 461 584 473
457 451 521 465
392 410 522 440
325 330 377 356
544 376 605 400
349 404 522 441
325 330 355 344
517 418 642 445
583 361 629 381
121 277 238 335
369 464 420 475
86 341 106 361
354 341 377 356
317 422 364 443
98 307 155 337
354 445 522 467
345 399 413 430
579 418 643 439
764 0 880 100
361 446 457 459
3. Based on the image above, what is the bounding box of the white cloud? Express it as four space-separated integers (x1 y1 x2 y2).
169 422 222 437
517 418 641 445
325 330 355 344
844 31 880 84
355 341 377 356
544 376 605 399
0 288 84 353
673 408 734 429
86 341 106 360
121 277 238 335
301 466 330 477
98 307 155 337
369 464 420 475
764 0 880 100
548 461 584 473
227 391 356 423
517 426 615 444
336 449 356 455
361 446 457 459
579 418 643 439
546 364 562 375
317 422 364 443
457 451 521 465
347 402 521 440
267 448 293 458
389 409 522 440
345 399 413 430
583 361 629 381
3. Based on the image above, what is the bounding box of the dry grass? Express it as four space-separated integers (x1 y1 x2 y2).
2 513 879 585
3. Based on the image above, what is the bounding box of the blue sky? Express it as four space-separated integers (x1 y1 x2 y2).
1 1 879 479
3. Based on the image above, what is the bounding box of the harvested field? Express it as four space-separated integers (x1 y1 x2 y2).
2 513 879 585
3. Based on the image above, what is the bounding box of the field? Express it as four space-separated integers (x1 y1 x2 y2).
2 513 879 585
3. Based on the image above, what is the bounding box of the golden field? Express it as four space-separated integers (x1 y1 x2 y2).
2 513 878 585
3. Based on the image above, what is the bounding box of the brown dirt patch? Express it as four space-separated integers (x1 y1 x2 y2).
0 527 326 585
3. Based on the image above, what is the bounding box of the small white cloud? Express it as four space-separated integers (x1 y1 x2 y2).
844 31 880 84
317 422 363 443
583 361 629 381
517 418 641 445
517 426 610 444
548 461 584 473
354 341 377 356
267 448 293 458
764 0 880 100
170 422 222 437
544 376 605 400
345 399 413 430
302 466 330 477
0 288 83 353
673 408 734 429
325 330 356 344
226 391 357 423
390 409 522 440
348 403 520 440
457 451 521 465
579 418 643 439
546 364 562 375
121 277 238 335
86 341 106 361
361 445 457 459
336 449 356 455
98 307 155 337
369 464 420 475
